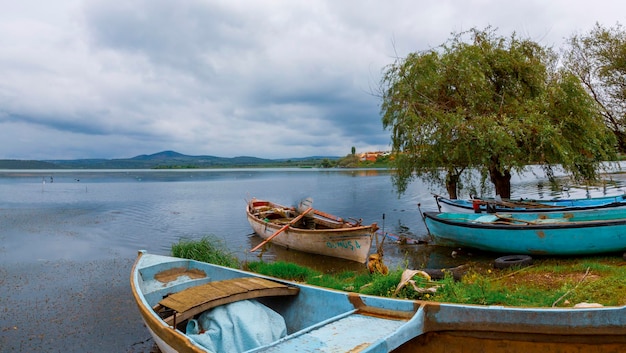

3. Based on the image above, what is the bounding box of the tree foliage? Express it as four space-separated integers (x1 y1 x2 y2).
380 27 616 198
336 153 360 168
564 23 626 152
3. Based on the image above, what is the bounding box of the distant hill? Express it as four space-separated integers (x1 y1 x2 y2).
0 160 60 169
0 151 339 169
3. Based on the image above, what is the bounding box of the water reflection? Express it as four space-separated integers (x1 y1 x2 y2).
247 235 367 273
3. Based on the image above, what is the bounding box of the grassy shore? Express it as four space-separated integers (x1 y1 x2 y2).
172 237 626 307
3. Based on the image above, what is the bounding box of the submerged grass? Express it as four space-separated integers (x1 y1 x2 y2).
245 261 318 282
171 238 626 307
171 236 240 268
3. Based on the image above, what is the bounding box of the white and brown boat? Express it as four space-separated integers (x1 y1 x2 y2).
246 198 377 263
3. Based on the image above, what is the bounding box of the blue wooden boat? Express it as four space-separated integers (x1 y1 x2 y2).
423 208 626 255
131 251 626 352
434 193 626 213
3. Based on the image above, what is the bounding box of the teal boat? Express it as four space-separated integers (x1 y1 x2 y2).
131 251 626 352
434 193 626 213
423 208 626 255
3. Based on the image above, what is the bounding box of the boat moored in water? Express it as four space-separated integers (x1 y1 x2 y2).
434 193 626 214
246 198 377 263
423 208 626 255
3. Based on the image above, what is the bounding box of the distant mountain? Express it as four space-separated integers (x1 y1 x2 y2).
129 150 273 165
0 151 339 169
131 150 189 160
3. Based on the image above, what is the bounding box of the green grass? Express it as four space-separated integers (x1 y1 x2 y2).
171 236 240 268
431 257 626 307
170 238 626 307
245 261 319 282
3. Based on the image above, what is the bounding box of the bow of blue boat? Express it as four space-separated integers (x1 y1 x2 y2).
434 193 626 213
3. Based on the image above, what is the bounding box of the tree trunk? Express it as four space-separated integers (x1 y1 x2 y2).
616 130 626 153
489 158 511 199
446 172 459 199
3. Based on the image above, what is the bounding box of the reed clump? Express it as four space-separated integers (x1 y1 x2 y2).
171 236 240 268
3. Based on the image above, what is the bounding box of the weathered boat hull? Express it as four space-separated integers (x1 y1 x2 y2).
131 252 626 353
435 194 626 213
131 251 423 353
247 199 375 263
423 209 626 255
395 330 626 352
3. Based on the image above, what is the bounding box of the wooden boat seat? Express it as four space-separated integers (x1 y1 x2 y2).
157 277 299 326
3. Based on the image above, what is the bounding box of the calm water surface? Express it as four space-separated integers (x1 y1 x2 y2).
2 167 624 267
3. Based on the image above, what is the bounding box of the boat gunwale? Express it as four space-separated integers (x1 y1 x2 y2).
247 210 378 234
423 211 626 230
435 195 626 213
246 199 378 233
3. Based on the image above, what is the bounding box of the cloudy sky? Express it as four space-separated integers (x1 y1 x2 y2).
1 0 624 160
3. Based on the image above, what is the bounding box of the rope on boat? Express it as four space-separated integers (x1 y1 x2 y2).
368 214 389 275
367 253 388 275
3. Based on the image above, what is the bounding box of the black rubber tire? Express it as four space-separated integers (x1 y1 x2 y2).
494 255 533 269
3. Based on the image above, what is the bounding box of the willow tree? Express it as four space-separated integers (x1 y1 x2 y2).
564 23 626 152
381 28 616 199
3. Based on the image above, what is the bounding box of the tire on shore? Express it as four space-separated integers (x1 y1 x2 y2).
494 255 533 269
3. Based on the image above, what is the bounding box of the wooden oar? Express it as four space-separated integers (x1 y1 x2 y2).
484 198 561 209
250 207 313 252
494 213 538 225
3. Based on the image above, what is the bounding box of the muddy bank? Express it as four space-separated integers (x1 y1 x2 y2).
0 257 157 353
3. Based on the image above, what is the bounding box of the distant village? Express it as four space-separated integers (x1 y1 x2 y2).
358 151 391 162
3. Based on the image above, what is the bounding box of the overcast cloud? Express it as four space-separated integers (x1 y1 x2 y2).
1 0 624 159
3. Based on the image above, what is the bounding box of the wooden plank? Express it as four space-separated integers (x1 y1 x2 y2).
348 293 419 320
158 277 299 326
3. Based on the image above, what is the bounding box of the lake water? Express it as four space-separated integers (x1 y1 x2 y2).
1 166 625 352
4 167 624 265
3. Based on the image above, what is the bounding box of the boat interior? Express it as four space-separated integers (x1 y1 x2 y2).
249 200 357 230
139 258 421 352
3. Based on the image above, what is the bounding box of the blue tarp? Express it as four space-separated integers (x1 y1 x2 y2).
186 300 287 353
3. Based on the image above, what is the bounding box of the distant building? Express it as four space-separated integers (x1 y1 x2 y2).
358 151 390 162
